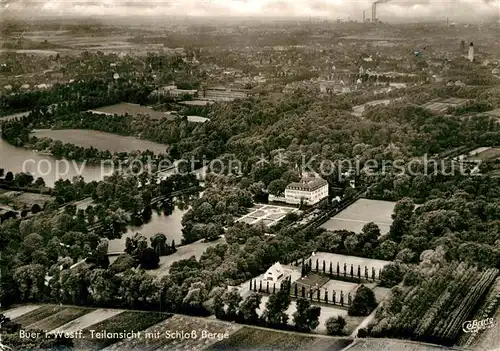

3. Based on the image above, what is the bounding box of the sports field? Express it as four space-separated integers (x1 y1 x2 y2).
321 199 397 236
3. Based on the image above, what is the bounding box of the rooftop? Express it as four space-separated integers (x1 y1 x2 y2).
287 177 328 191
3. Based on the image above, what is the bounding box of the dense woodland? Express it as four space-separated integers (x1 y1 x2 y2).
2 54 500 345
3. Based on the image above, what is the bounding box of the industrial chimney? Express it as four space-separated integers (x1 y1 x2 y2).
468 42 474 62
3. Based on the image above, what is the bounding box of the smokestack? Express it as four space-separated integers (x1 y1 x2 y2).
363 10 366 22
468 42 474 62
372 3 376 22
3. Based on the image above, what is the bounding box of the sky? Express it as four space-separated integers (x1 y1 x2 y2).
1 0 499 21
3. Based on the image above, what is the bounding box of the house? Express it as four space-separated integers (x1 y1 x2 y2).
269 176 329 206
263 262 286 282
284 177 329 205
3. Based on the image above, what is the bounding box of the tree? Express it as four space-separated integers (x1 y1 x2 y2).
151 233 168 256
183 281 208 315
139 247 160 270
268 179 288 196
223 289 242 321
89 269 116 304
389 198 415 241
348 285 377 316
361 222 380 245
125 233 148 258
31 203 42 214
5 171 14 182
14 172 34 187
239 292 262 323
344 235 359 254
34 177 46 188
211 287 226 319
380 262 406 288
377 240 398 260
263 286 291 327
109 253 136 274
293 298 321 332
326 315 346 335
13 264 46 301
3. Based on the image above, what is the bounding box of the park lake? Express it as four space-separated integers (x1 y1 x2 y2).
0 128 193 255
0 128 169 187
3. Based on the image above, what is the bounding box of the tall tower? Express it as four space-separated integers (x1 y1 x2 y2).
468 42 474 62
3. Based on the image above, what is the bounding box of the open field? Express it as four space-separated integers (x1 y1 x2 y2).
3 305 42 320
0 191 54 209
50 308 125 334
146 237 226 278
321 199 398 236
306 252 391 275
103 315 242 351
89 102 173 120
27 307 91 331
466 147 500 161
208 326 352 350
236 204 299 227
74 311 171 350
13 305 68 327
31 129 168 154
347 338 459 351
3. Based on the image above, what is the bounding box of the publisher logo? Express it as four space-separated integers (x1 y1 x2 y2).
462 318 495 333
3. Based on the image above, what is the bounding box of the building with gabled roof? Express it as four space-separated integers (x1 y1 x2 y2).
263 262 286 282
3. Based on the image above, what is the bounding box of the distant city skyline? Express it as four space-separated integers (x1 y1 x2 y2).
1 0 499 22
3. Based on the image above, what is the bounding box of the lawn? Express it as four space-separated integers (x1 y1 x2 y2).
321 199 397 235
2 305 42 320
468 147 500 161
207 327 352 350
74 311 171 350
147 238 226 278
27 307 93 331
50 308 125 334
0 191 54 210
13 305 68 327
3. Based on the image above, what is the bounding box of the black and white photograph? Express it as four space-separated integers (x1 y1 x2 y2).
1 1 500 350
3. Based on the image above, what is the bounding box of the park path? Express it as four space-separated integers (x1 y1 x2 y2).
350 307 378 338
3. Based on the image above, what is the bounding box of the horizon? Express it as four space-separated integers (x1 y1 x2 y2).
1 0 499 23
